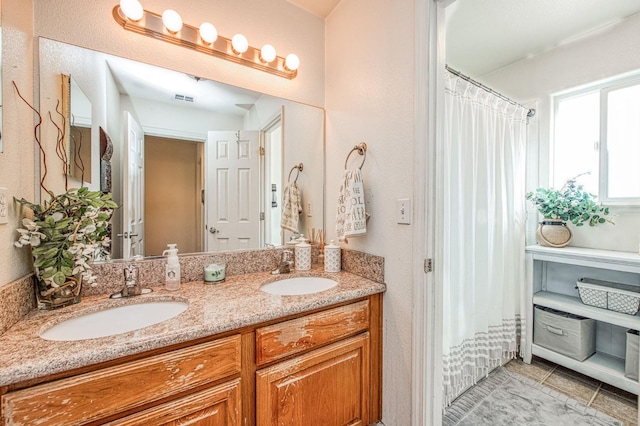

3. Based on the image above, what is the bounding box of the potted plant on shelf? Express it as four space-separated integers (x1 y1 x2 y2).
526 175 613 248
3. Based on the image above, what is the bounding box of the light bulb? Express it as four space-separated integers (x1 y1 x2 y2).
231 34 249 54
260 44 276 63
162 9 183 33
285 53 300 71
199 22 218 44
120 0 143 21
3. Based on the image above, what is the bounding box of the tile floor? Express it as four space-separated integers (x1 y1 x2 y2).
504 356 639 426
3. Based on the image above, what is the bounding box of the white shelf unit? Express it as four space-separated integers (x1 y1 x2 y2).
525 245 640 395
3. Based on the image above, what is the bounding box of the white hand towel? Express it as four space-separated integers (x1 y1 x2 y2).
336 169 368 242
281 182 302 233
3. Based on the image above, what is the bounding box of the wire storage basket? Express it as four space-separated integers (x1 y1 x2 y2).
576 278 640 315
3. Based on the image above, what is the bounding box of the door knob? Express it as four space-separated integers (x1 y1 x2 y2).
209 227 219 234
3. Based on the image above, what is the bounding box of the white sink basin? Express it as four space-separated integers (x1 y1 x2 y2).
260 277 337 296
39 301 189 341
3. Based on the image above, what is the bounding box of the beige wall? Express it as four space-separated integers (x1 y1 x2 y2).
0 0 36 286
326 0 416 424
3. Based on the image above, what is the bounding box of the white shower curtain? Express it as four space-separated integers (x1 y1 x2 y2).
442 70 528 406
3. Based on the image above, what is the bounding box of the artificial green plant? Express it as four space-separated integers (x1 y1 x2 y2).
526 175 612 227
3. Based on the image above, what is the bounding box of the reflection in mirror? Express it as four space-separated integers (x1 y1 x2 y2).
38 38 324 260
67 76 92 183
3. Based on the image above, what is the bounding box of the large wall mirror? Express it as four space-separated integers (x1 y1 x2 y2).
38 38 324 260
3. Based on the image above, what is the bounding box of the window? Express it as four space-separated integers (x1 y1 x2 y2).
553 75 640 204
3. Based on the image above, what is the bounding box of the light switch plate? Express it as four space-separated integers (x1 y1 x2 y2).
397 198 411 224
306 201 312 217
0 187 8 225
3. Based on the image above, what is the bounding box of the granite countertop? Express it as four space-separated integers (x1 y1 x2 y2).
0 267 385 387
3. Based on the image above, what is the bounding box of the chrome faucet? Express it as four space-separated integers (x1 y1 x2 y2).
271 250 294 275
110 263 153 298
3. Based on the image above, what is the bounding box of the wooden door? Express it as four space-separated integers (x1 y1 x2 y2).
108 379 241 426
122 111 145 259
256 334 370 426
205 130 260 251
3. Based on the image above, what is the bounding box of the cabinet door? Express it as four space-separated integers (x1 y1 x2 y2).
109 379 241 426
256 333 370 426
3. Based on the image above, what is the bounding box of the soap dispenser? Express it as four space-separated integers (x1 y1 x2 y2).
163 243 181 291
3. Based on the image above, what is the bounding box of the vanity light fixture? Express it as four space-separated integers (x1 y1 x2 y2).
199 22 218 44
285 53 300 71
260 44 277 63
112 3 299 79
161 9 183 33
231 34 249 54
119 0 143 21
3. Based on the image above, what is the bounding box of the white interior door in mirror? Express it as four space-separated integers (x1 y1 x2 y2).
122 111 145 259
206 131 260 251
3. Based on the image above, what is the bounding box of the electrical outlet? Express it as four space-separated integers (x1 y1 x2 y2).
397 198 411 224
0 187 8 225
306 201 312 217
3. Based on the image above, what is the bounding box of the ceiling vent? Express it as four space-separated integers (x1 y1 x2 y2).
174 94 194 102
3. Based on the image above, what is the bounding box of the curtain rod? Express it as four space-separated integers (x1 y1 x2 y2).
445 65 536 118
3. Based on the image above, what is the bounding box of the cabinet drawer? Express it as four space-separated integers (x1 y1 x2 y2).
108 378 242 426
256 300 369 366
2 334 241 426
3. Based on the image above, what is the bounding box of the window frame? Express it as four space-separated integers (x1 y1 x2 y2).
552 72 640 206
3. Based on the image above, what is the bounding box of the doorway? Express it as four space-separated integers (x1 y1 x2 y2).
144 135 204 256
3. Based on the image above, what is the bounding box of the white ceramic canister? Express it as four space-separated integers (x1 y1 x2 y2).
324 240 341 273
295 240 312 271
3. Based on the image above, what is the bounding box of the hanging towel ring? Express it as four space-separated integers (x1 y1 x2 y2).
344 142 367 170
288 163 303 183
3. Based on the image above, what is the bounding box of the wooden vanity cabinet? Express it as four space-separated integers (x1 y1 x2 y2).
254 298 380 426
1 294 383 426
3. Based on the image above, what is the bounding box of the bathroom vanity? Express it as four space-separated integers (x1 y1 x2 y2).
0 269 384 425
525 245 640 395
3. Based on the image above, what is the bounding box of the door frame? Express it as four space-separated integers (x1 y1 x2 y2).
260 111 284 247
412 0 448 424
